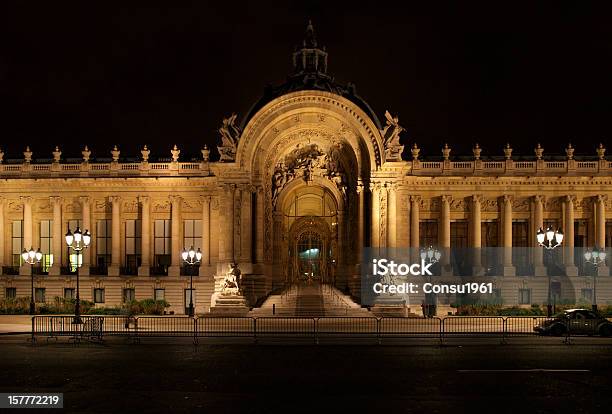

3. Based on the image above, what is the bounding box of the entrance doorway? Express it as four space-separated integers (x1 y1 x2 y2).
297 231 323 281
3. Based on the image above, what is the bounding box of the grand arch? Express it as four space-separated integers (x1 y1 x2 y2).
214 89 404 301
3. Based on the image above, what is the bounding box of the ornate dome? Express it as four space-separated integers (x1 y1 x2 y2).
240 21 383 131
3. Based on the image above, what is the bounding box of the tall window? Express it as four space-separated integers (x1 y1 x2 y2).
11 220 23 267
154 219 171 273
419 220 438 248
481 221 499 274
512 221 530 275
450 221 469 275
450 221 468 248
574 220 589 274
66 219 82 271
518 288 531 305
183 220 202 251
64 288 75 300
125 220 142 272
39 220 53 272
96 219 112 269
606 221 612 251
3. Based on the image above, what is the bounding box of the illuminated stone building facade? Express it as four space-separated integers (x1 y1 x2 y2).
1 23 611 314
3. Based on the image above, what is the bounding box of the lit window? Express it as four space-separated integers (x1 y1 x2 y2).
39 220 53 272
154 288 165 301
11 220 23 267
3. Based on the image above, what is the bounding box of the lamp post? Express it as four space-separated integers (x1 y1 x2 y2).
21 247 43 315
584 247 607 312
420 246 441 317
536 226 564 316
181 246 202 317
420 246 442 267
65 227 91 324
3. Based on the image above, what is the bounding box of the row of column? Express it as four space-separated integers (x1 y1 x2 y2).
370 193 609 254
0 195 216 276
218 184 261 265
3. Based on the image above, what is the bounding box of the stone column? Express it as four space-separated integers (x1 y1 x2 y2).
49 196 62 275
22 196 33 249
595 195 609 276
533 195 546 276
0 198 5 271
410 196 420 249
227 185 235 262
471 195 483 275
271 210 283 288
168 195 182 276
108 196 121 275
356 184 365 262
439 195 451 272
240 186 252 264
201 195 211 266
387 183 397 249
255 186 264 264
79 196 91 275
596 195 607 248
138 195 150 276
370 183 380 249
564 195 578 276
19 197 33 275
502 195 516 275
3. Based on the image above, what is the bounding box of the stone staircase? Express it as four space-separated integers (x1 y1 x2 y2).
249 282 370 317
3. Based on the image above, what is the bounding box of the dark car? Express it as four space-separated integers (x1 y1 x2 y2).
534 309 612 336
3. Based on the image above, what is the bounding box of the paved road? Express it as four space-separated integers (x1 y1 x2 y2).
0 335 610 413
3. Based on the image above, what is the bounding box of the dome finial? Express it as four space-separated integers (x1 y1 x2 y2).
304 19 317 48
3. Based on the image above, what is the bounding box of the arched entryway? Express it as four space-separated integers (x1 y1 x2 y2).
279 182 338 287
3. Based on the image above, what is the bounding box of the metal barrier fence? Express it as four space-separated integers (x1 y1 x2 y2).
30 315 607 344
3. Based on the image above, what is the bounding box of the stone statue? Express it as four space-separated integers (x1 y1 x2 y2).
111 145 120 163
220 262 242 295
217 113 241 162
381 110 405 161
141 145 150 162
171 144 180 162
82 146 91 163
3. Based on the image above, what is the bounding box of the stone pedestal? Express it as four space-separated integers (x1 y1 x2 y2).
107 265 120 276
210 293 249 316
137 266 150 276
502 266 516 276
370 294 406 317
597 266 609 277
167 265 180 277
48 264 61 276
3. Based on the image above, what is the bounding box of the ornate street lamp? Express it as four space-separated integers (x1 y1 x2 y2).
584 247 607 312
420 246 442 265
181 246 202 317
65 226 91 324
21 247 43 315
536 226 563 317
536 226 564 250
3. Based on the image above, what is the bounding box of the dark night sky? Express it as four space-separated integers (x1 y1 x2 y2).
1 1 611 161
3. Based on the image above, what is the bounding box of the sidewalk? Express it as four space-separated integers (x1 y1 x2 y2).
0 315 33 334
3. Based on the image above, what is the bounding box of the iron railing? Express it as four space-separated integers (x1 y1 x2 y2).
31 315 607 344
